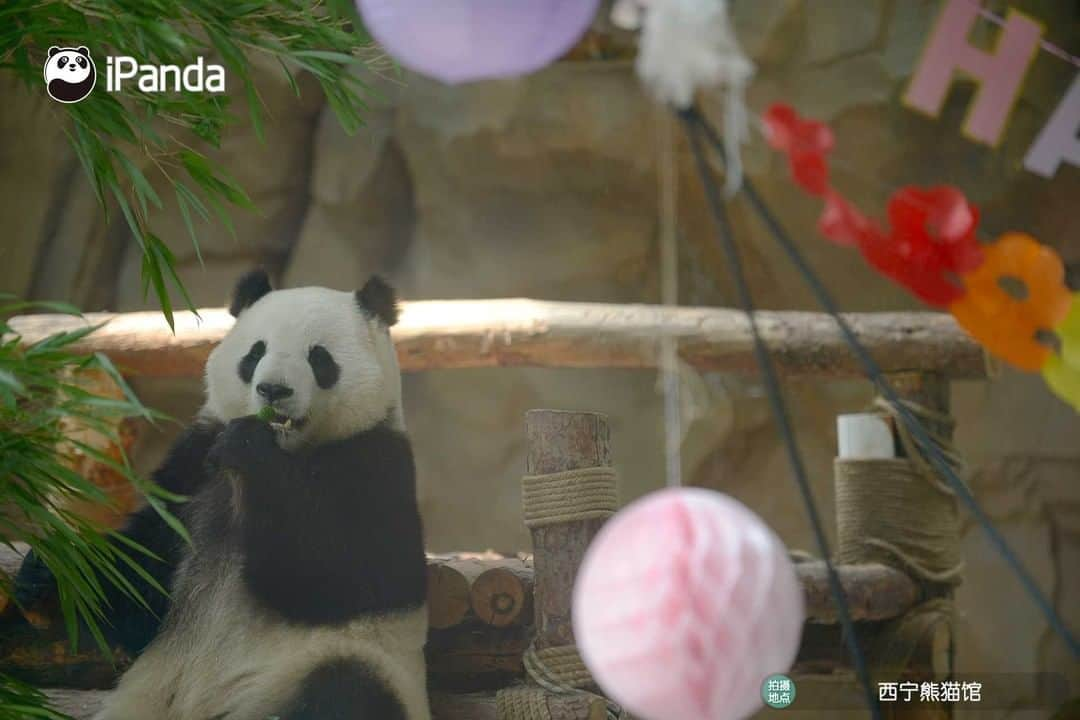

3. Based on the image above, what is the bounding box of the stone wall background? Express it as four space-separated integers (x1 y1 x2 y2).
1 1 1077 714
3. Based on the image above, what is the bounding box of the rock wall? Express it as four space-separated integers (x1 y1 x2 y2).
2 1 1077 714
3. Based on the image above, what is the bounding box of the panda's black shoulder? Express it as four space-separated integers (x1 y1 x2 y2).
349 421 414 458
310 421 416 484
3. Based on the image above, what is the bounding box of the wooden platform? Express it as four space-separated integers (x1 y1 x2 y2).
45 689 603 720
1 543 917 695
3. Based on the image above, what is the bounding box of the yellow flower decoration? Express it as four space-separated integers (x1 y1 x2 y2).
1043 293 1080 412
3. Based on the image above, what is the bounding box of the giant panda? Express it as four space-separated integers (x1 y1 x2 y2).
86 271 430 720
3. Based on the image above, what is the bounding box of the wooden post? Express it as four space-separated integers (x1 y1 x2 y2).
882 371 957 715
524 410 611 651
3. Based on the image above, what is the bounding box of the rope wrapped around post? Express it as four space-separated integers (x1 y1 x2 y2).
522 468 619 529
834 393 965 681
834 397 965 584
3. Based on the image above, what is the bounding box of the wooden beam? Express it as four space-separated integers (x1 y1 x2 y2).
43 689 608 720
7 300 988 379
799 562 920 624
2 545 918 631
3 555 919 690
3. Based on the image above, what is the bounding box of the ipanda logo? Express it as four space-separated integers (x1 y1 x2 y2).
45 46 225 103
44 46 96 103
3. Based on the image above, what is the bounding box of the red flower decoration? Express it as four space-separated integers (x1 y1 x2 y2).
761 105 988 310
888 186 983 274
818 190 876 247
855 185 984 308
763 104 834 196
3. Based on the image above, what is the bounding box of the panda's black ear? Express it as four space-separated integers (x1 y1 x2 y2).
229 270 273 317
48 46 61 58
76 47 90 57
356 275 399 327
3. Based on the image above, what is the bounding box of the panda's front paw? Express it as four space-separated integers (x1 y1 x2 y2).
206 416 279 475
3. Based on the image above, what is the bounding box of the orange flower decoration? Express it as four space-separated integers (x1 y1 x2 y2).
950 233 1071 371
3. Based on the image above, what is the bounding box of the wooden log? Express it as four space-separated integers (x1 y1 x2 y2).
2 550 919 689
525 410 611 652
40 688 610 720
431 690 607 720
427 557 491 630
0 617 127 690
799 562 919 624
2 546 917 629
426 623 530 692
7 301 989 379
52 369 142 531
0 370 140 537
470 559 533 628
0 369 140 618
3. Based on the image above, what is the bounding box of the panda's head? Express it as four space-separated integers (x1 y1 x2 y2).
203 271 403 450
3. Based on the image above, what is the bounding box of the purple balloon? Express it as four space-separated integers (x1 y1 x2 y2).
358 0 601 84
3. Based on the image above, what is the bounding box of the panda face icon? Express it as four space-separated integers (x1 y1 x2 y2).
44 46 96 103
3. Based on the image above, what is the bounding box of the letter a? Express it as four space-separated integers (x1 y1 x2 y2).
1024 74 1080 178
903 0 1042 146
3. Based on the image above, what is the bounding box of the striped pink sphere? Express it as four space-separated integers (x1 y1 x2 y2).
573 488 804 720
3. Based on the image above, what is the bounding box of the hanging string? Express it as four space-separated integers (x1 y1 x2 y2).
965 0 1080 69
683 106 1080 660
679 112 883 719
655 105 683 488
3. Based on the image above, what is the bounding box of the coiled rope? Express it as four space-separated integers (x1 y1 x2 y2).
499 466 626 719
835 398 965 585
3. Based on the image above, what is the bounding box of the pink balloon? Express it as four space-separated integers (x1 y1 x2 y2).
357 0 601 85
573 487 805 720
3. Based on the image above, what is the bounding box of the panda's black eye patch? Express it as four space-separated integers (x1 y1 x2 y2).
77 57 86 68
308 345 339 389
58 55 67 65
237 341 266 384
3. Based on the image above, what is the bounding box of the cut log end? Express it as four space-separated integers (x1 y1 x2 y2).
470 561 533 628
427 558 487 630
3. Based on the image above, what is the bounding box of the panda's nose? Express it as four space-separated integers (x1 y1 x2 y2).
256 382 293 403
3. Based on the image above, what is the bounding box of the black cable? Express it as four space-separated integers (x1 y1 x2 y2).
685 106 1080 660
678 111 884 719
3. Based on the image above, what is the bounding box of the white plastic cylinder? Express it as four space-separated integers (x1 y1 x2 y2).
837 413 895 459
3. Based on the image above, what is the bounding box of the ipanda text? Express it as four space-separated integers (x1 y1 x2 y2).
106 56 225 93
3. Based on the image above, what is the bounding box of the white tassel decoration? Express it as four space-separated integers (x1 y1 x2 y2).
627 0 755 194
610 0 646 30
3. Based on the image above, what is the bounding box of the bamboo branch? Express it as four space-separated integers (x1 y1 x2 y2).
7 300 988 379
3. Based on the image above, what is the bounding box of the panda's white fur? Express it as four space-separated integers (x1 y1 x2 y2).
204 286 406 448
94 568 430 720
93 274 430 720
